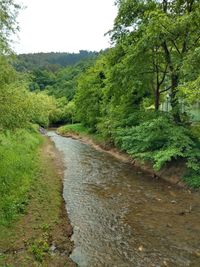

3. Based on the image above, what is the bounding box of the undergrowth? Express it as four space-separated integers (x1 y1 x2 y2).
0 128 42 225
114 114 200 187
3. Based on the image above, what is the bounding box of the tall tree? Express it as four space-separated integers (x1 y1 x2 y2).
0 0 21 54
75 57 106 130
111 0 200 122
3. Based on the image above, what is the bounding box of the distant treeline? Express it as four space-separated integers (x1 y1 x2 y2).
15 50 99 71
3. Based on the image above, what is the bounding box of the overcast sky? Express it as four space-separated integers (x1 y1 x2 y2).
13 0 117 54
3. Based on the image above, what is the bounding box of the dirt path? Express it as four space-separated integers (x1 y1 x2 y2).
0 137 76 267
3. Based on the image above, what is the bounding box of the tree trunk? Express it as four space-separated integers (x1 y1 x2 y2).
155 87 160 111
170 73 181 123
162 42 181 123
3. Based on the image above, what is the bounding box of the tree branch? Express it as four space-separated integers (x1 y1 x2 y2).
172 40 181 54
158 63 168 86
160 85 172 93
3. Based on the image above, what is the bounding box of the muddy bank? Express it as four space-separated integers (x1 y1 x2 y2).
42 137 76 266
0 137 76 267
58 131 187 188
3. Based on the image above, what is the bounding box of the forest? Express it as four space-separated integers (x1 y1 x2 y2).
1 0 200 236
15 50 98 71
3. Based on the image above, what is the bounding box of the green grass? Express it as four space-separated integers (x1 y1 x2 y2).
58 123 108 146
58 123 90 135
0 137 75 266
0 128 42 226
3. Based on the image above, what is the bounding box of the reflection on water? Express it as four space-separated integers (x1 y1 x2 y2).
48 132 200 267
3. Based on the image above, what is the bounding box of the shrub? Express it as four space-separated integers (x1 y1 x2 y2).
114 114 200 186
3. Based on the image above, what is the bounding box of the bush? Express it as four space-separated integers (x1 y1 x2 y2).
114 114 200 186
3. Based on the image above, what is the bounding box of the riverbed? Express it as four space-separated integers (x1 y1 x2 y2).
48 132 200 267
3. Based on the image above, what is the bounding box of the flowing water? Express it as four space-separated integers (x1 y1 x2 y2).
48 132 200 267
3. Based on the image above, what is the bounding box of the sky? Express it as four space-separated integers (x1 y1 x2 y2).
13 0 118 54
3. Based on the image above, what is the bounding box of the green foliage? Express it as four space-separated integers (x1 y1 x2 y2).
1 0 199 195
15 50 98 71
0 129 42 225
29 238 49 262
114 113 200 184
183 170 200 188
28 92 59 127
179 76 200 104
191 123 200 141
74 57 106 130
58 123 107 146
30 69 56 91
58 123 90 136
0 58 30 129
29 57 97 101
18 55 99 126
64 101 76 124
0 84 59 129
0 56 59 129
0 0 21 54
112 0 200 121
69 0 200 187
45 64 83 100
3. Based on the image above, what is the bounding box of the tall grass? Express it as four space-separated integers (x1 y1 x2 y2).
0 128 42 225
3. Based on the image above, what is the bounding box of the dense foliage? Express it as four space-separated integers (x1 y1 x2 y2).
0 0 20 54
70 0 200 187
14 51 99 125
15 50 98 71
0 64 55 225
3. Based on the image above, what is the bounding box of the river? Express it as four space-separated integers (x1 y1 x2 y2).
48 132 200 267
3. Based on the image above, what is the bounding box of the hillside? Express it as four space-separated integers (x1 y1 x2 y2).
15 50 98 71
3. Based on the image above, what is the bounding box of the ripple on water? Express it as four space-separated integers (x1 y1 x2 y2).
48 132 200 267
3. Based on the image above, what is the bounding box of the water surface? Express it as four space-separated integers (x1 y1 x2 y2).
49 132 200 267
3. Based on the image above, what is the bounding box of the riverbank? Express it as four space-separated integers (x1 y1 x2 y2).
58 124 187 188
0 136 76 266
54 127 200 266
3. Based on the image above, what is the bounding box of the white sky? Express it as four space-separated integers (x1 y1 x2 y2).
13 0 117 54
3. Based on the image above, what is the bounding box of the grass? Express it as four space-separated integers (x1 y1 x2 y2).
58 123 108 147
58 123 90 135
0 128 42 226
0 135 75 267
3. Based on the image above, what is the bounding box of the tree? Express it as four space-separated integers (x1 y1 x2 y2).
96 45 153 139
75 57 106 130
30 69 56 91
65 101 76 124
0 0 21 54
111 0 200 122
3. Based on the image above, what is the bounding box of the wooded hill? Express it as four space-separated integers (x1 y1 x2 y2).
15 50 98 71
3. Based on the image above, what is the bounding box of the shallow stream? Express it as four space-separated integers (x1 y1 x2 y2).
48 132 200 267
